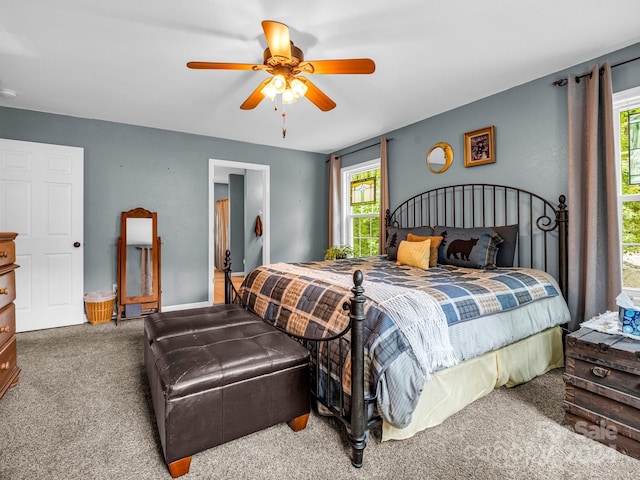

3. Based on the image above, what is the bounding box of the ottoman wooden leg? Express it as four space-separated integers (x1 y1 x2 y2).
168 456 191 478
287 413 310 432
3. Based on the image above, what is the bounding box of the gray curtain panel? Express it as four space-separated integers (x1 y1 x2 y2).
567 62 622 330
378 137 389 255
328 154 341 248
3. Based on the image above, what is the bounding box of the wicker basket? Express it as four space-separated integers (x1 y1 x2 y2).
84 292 116 325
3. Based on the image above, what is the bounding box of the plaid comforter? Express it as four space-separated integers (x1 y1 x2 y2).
239 256 562 427
294 256 562 326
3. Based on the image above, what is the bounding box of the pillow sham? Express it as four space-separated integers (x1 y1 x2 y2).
396 239 431 269
386 226 434 261
433 226 504 269
491 224 519 267
406 234 444 267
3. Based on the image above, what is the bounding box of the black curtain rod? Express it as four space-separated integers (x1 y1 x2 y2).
326 138 393 162
552 55 640 86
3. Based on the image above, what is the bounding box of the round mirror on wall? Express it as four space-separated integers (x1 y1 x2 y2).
426 142 454 174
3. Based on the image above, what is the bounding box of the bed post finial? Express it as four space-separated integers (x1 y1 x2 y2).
556 196 568 299
350 269 367 467
224 250 232 304
384 210 392 254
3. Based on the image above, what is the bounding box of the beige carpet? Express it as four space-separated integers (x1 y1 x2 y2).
1 319 638 480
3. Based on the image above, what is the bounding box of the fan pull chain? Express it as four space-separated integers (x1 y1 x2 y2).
282 110 287 138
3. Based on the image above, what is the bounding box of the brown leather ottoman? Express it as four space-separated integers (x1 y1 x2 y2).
143 304 261 379
144 306 310 478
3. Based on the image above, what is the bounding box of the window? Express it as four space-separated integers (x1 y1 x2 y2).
614 86 640 296
341 159 381 257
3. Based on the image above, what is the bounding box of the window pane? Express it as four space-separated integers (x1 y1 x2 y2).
623 248 640 290
619 105 640 291
353 217 361 237
623 108 640 189
353 238 361 258
622 201 640 244
361 217 371 236
631 112 640 149
631 149 640 185
622 198 640 290
360 238 369 257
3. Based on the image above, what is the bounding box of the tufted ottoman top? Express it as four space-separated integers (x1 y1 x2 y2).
144 304 258 343
149 314 309 400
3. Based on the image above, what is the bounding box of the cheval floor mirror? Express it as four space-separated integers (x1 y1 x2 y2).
116 207 161 325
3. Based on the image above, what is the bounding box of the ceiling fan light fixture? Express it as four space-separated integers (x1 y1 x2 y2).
260 82 277 101
282 87 296 104
290 78 308 98
271 74 287 94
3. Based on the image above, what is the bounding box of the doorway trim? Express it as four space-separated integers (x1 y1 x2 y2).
208 159 270 304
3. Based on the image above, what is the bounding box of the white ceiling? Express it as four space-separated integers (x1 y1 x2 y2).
2 1 640 154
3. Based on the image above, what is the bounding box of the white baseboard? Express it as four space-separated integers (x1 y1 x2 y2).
162 301 211 312
80 302 212 324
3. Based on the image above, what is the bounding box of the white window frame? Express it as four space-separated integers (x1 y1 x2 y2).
613 85 640 299
340 159 381 254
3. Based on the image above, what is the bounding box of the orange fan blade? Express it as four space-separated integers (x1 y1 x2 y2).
299 59 375 75
187 62 264 71
297 76 336 111
262 20 291 60
240 78 272 110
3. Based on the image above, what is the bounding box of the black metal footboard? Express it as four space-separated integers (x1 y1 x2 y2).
223 250 377 467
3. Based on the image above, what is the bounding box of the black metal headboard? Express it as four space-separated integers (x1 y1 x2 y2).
386 184 568 297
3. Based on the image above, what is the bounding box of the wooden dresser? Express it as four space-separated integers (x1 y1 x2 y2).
0 232 20 400
564 327 640 460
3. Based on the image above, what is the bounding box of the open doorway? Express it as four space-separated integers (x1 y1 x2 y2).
208 159 270 304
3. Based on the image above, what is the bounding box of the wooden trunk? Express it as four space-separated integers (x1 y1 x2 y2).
564 328 640 460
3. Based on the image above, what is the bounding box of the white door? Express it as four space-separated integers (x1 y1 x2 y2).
0 139 84 332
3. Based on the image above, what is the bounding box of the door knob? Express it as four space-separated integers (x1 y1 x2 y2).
73 242 81 248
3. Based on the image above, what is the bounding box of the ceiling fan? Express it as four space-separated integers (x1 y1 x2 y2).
187 20 375 112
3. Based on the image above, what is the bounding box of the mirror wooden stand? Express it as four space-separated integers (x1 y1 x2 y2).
117 207 161 325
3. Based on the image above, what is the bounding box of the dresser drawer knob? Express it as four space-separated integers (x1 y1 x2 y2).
591 366 611 378
0 362 10 370
0 288 8 295
0 326 8 333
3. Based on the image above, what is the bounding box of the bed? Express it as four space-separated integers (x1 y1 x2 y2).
224 183 570 467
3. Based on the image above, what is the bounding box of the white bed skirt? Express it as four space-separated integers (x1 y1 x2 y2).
382 325 564 441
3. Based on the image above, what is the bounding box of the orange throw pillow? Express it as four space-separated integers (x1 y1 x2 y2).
396 239 431 269
407 234 444 267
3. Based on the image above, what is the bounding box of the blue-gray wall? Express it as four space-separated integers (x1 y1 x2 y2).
228 173 245 274
338 42 640 213
213 183 228 202
2 41 639 307
0 109 327 306
244 169 264 274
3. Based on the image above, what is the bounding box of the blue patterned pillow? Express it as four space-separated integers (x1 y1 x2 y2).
491 224 518 267
433 226 504 269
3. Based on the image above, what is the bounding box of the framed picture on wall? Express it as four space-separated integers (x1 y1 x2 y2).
464 126 495 167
